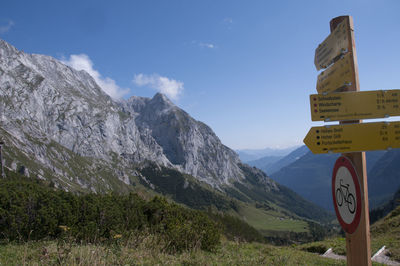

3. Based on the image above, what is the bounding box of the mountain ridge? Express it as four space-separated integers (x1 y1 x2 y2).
236 146 299 162
248 145 310 175
0 39 331 226
0 38 244 188
271 148 393 211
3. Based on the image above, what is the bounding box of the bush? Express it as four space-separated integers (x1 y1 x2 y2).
144 197 221 252
0 173 220 253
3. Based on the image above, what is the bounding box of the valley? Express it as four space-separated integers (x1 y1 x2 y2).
1 7 400 263
2 169 399 265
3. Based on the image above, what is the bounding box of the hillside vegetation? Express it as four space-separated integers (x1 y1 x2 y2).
0 239 346 265
2 169 399 264
301 205 400 263
370 205 400 261
0 171 221 253
0 169 267 251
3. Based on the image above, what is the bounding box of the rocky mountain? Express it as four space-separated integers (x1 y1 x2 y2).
0 39 330 224
0 39 243 188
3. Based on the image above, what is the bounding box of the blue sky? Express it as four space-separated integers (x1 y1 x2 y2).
1 0 400 150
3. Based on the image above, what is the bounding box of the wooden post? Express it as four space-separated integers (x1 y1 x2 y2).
330 16 372 266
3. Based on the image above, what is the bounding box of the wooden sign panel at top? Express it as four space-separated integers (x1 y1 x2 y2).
310 90 400 121
316 52 355 94
314 18 350 70
303 121 400 154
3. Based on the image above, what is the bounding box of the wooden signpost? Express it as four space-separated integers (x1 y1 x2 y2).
305 16 375 266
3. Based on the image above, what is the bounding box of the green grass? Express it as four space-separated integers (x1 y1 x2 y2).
0 239 346 265
300 237 347 256
1 200 397 265
238 203 309 234
299 205 400 263
370 205 400 261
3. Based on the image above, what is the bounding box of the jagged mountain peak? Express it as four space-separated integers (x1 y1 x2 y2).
0 38 248 187
0 39 19 55
152 92 173 104
148 92 179 116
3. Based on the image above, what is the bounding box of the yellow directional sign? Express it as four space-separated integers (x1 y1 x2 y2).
310 90 400 121
304 121 400 154
316 52 355 94
314 19 349 70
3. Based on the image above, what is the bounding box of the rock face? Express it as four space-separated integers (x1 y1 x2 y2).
0 39 247 189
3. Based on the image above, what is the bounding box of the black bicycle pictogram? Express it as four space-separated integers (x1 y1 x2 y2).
336 179 356 214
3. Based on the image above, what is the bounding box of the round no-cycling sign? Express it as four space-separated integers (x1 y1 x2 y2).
332 156 362 234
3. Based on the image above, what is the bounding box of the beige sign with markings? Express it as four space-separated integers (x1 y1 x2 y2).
314 19 349 70
304 121 400 154
316 52 355 94
310 90 400 121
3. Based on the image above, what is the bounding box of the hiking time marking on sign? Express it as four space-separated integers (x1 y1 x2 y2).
303 121 400 154
310 89 400 122
332 156 362 234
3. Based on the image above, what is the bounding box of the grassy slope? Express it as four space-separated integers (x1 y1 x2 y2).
140 164 313 236
300 205 400 262
2 172 397 264
0 239 345 265
238 203 308 234
370 205 400 261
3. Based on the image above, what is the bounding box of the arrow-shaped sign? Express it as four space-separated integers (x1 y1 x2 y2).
316 52 355 94
314 19 350 70
304 121 400 154
310 90 400 121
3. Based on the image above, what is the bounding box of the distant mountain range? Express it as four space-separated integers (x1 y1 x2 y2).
247 145 309 175
368 149 400 206
269 145 399 211
236 146 299 162
0 39 331 230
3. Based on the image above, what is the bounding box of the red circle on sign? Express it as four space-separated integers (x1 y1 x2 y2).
332 156 362 234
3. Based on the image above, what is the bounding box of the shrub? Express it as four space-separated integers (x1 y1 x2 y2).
0 173 221 253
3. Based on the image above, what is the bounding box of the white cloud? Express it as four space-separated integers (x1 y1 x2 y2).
0 20 15 34
199 42 215 49
133 73 184 100
62 54 129 99
191 40 216 49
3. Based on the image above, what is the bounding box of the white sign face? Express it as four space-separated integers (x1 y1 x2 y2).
335 166 357 224
332 156 362 234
